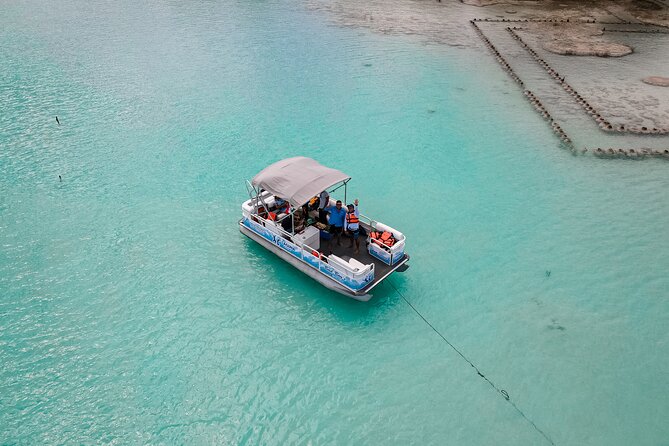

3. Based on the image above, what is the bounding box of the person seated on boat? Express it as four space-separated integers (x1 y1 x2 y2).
324 199 346 254
274 196 290 213
281 208 306 233
306 196 320 221
344 199 360 254
294 209 306 233
280 209 306 234
308 195 320 211
268 196 290 221
318 190 330 224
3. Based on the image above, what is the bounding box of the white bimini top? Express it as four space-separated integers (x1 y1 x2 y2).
251 156 350 208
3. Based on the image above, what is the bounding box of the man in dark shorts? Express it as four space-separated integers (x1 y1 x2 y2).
324 200 346 254
344 199 360 254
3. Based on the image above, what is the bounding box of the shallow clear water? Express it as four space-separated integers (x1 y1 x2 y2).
1 1 668 445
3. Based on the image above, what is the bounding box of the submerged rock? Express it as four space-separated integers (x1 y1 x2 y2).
642 76 669 87
543 40 632 57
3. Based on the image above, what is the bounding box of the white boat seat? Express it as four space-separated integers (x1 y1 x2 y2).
329 255 368 273
328 254 350 270
348 257 367 271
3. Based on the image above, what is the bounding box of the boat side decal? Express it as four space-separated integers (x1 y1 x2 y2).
391 247 405 265
368 243 392 265
319 262 373 290
243 217 302 259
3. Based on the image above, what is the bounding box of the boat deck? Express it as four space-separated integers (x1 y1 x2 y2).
318 223 408 293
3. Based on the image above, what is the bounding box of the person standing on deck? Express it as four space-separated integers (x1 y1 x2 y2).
318 190 330 224
345 199 360 254
324 200 346 254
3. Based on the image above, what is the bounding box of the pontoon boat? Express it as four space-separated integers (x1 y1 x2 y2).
239 157 409 301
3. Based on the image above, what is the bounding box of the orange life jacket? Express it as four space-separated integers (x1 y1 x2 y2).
268 212 277 221
346 213 359 225
370 230 395 248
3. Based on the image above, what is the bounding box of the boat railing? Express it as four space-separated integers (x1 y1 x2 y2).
357 212 406 265
359 213 405 246
246 211 374 280
358 213 377 229
301 242 375 289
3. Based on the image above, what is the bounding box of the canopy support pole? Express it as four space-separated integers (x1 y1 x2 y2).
344 180 348 207
255 185 272 221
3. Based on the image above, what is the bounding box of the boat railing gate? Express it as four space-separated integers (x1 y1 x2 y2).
358 213 378 230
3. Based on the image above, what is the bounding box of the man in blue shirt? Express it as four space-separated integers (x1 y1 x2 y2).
325 200 347 254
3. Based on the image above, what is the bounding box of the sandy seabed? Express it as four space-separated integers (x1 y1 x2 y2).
307 0 669 155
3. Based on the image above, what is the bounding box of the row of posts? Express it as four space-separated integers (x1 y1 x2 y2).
470 20 577 153
470 19 669 159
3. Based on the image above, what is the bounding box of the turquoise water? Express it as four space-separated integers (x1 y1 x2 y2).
1 1 668 444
